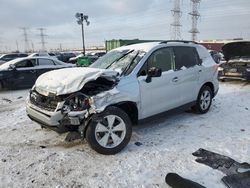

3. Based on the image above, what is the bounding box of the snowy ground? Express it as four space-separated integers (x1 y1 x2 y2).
0 81 249 188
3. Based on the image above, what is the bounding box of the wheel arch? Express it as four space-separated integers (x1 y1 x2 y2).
111 101 138 125
83 101 138 138
201 82 215 98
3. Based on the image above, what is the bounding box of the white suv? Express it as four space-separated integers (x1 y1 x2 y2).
26 41 219 155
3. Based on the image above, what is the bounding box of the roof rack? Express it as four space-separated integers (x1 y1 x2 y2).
160 40 198 44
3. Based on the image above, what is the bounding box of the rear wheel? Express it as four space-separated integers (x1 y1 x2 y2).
193 86 213 114
86 106 132 155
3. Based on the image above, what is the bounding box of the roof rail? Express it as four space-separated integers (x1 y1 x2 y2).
160 40 198 44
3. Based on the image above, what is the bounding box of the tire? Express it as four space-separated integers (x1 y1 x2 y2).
0 81 3 91
86 106 132 155
193 86 213 114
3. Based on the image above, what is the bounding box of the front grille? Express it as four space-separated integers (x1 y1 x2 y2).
30 91 59 112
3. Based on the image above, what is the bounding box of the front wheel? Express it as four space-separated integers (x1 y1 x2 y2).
193 86 213 114
86 106 132 155
0 81 3 91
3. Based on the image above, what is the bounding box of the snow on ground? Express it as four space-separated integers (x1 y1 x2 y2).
0 81 249 188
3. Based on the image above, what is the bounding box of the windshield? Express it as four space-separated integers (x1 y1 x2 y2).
90 50 145 75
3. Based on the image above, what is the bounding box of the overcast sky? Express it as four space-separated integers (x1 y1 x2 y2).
0 0 250 52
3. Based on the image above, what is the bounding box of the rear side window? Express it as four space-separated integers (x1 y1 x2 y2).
148 48 175 72
173 47 199 70
38 59 55 66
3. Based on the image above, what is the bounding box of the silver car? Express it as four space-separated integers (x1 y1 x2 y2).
26 41 219 155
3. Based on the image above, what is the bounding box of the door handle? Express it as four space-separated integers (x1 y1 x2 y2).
30 70 36 73
172 77 179 82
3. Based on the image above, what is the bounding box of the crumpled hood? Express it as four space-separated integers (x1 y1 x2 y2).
222 41 250 61
35 67 118 96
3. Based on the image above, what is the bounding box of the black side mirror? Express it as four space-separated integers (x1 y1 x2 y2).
198 58 203 65
9 64 16 70
146 67 162 83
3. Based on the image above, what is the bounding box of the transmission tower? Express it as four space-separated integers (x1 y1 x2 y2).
20 27 30 52
189 0 201 41
171 0 182 40
38 28 47 51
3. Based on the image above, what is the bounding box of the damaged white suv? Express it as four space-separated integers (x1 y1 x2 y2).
26 41 219 155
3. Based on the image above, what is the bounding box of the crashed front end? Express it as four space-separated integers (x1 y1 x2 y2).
218 60 250 81
218 41 250 81
26 67 119 134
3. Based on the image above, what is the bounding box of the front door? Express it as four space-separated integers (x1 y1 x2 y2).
138 47 182 119
11 59 38 89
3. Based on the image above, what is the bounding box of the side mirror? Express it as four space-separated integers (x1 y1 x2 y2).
146 67 162 83
9 64 16 70
198 58 203 65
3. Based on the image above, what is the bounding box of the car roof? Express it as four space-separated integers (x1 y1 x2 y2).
112 41 199 53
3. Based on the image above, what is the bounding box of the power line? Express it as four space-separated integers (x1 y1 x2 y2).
189 0 201 41
20 27 30 52
171 0 182 40
38 28 47 51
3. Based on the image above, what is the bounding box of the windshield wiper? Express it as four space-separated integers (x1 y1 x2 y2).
105 50 134 69
121 51 139 76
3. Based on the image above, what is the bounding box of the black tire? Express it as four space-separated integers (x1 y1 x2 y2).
86 106 132 155
0 81 3 91
193 86 213 114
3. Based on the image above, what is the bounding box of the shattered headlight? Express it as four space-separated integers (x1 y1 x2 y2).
218 67 224 71
61 93 90 114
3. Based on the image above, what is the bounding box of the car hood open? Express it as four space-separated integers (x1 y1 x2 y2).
35 67 118 96
222 41 250 61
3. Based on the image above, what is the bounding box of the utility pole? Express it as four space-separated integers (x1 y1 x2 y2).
171 0 182 40
75 13 90 56
20 27 30 52
38 28 47 52
189 0 201 41
16 40 19 52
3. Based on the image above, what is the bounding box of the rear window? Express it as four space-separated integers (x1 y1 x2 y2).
173 47 200 70
38 59 55 66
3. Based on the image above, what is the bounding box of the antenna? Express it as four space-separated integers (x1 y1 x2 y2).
20 27 30 52
171 0 182 40
189 0 201 41
38 28 47 52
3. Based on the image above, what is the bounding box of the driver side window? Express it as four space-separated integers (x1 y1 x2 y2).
148 48 175 72
15 59 36 68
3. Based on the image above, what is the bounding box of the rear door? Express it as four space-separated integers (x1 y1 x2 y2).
173 46 201 103
36 58 57 77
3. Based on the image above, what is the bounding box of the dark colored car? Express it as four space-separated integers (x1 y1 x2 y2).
0 53 28 65
56 52 76 63
0 57 74 90
218 41 250 81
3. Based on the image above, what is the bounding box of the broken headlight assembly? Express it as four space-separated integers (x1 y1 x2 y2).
61 93 91 114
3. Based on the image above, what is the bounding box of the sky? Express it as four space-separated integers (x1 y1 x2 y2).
0 0 250 52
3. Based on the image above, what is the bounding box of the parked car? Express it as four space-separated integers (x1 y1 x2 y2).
26 40 219 155
0 57 74 90
56 52 76 63
0 53 28 65
218 41 250 81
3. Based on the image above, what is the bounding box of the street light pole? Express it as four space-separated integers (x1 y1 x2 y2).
81 20 85 56
75 13 90 56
